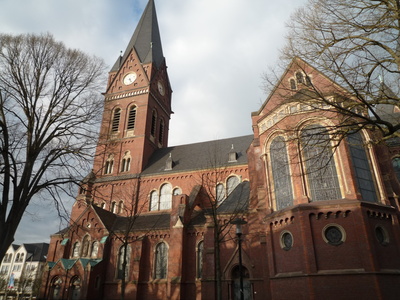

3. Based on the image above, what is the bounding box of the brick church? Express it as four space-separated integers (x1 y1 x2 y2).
40 1 400 299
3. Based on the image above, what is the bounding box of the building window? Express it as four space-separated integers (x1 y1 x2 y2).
296 71 304 84
127 105 137 130
348 132 378 202
72 242 80 258
216 183 225 205
280 231 294 251
375 225 389 246
196 241 204 279
91 241 99 258
270 136 293 210
81 235 90 257
173 187 182 195
154 242 168 279
151 110 157 137
120 151 131 172
290 78 296 90
150 190 159 211
15 254 20 262
159 118 164 144
117 245 131 280
111 108 121 132
118 201 124 214
226 175 240 195
104 154 114 175
392 157 400 182
301 124 341 201
323 224 346 246
150 183 173 211
111 201 117 213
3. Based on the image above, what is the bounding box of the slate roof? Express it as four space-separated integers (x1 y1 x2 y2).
112 213 170 233
142 135 253 176
217 181 249 214
23 243 49 262
111 0 164 71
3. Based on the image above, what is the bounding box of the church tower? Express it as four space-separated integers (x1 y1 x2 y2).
93 0 172 177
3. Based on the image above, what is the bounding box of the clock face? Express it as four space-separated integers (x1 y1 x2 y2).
157 80 165 95
123 72 137 85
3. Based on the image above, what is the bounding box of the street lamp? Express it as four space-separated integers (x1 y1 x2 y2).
231 218 247 300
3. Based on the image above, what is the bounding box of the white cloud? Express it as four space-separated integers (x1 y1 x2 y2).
1 0 307 242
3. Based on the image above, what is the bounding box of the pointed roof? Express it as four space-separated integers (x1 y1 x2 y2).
111 0 164 72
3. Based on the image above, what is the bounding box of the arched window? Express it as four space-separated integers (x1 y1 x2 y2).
19 253 24 262
117 245 131 280
159 183 172 210
227 176 240 195
270 136 293 210
81 236 90 257
111 108 121 132
69 276 81 300
15 254 20 262
159 118 164 144
196 241 204 279
290 78 296 90
150 190 159 211
50 277 62 300
91 241 99 258
100 202 106 209
120 151 131 172
296 71 304 84
127 105 137 130
154 242 168 279
301 124 341 201
104 154 114 175
392 157 400 182
151 110 157 137
111 201 117 214
216 183 225 204
173 187 182 195
72 242 80 258
348 132 378 202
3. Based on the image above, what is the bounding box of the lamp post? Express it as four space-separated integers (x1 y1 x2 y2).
231 218 247 300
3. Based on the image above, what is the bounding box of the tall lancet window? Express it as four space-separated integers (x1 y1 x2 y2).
154 242 168 279
111 108 121 132
117 245 131 280
348 131 378 202
159 118 164 144
151 110 157 137
270 136 293 210
121 151 131 172
127 106 137 130
301 124 341 201
159 183 172 210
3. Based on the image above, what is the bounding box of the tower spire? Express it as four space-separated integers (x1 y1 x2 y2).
111 0 164 71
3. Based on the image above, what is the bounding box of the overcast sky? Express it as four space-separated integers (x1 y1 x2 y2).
0 0 307 244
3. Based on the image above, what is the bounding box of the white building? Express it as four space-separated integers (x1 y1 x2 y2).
0 243 48 300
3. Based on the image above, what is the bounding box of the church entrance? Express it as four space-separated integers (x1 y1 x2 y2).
231 265 252 300
68 277 81 300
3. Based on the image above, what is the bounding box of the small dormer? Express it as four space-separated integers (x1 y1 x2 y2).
228 144 238 163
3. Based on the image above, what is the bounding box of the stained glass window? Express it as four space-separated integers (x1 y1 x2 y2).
270 136 293 210
155 242 168 279
227 176 240 195
348 132 377 202
117 245 130 280
159 183 172 210
301 125 341 201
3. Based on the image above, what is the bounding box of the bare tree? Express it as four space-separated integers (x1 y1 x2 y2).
0 33 106 262
264 0 400 144
197 143 248 300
